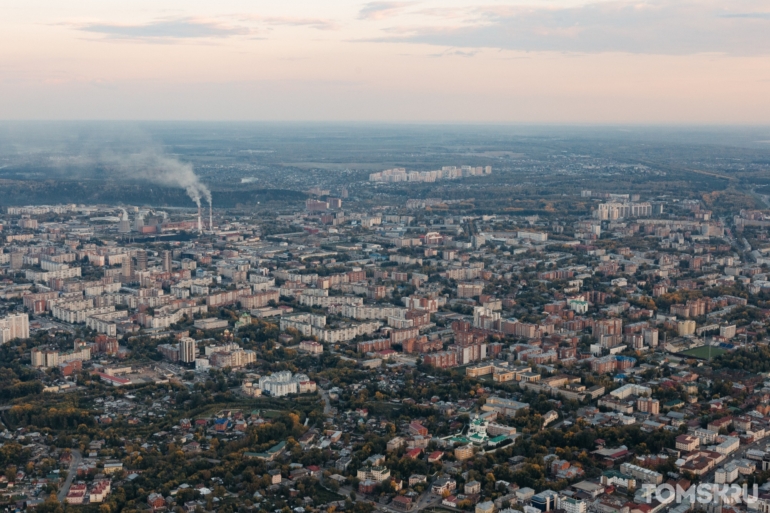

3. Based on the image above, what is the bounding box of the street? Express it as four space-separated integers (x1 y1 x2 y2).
57 449 82 502
319 389 332 415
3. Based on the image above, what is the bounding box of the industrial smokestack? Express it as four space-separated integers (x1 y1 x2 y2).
209 201 213 232
197 205 202 233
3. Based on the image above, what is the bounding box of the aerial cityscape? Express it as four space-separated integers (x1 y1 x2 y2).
1 123 770 513
3 1 770 513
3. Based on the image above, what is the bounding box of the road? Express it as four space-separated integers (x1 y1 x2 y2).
57 449 82 502
413 493 443 511
319 389 333 415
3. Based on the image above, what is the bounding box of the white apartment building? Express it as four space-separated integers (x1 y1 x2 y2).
715 436 740 456
327 304 406 321
558 497 587 513
356 466 391 482
40 259 69 272
299 340 323 354
249 275 276 291
517 231 548 243
86 311 126 337
693 428 719 444
280 313 327 336
473 306 501 329
715 465 739 485
204 342 241 356
312 322 381 343
594 202 653 220
209 348 256 369
610 383 652 400
0 313 29 343
259 371 313 397
619 463 663 485
180 337 196 363
31 346 91 368
25 267 82 283
299 294 363 308
53 305 116 324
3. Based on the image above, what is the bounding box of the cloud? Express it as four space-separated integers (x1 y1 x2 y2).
718 12 770 19
76 17 252 41
359 2 415 20
73 15 338 42
248 16 339 31
429 48 478 57
364 0 770 55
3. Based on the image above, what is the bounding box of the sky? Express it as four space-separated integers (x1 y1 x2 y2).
1 0 770 123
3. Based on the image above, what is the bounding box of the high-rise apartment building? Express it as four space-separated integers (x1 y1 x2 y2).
135 250 147 271
10 252 23 270
122 255 133 281
162 250 172 272
0 313 29 343
180 337 196 363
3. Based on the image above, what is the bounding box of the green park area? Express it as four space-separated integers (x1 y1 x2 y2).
680 346 727 359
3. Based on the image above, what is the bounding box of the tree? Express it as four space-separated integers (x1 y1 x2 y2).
35 494 64 513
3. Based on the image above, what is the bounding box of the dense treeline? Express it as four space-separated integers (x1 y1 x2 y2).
0 339 45 400
0 442 32 469
712 345 770 373
0 179 307 207
6 402 96 430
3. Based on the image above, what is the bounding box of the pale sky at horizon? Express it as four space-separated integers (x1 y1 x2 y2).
1 0 770 123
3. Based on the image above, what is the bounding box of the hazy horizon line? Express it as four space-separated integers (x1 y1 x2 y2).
2 119 770 128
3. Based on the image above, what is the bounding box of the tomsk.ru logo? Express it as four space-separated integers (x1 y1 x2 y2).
640 483 760 505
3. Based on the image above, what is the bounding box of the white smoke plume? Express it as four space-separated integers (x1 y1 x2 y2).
102 150 211 207
0 123 212 208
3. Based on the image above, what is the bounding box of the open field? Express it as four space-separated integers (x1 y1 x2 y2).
680 346 727 359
